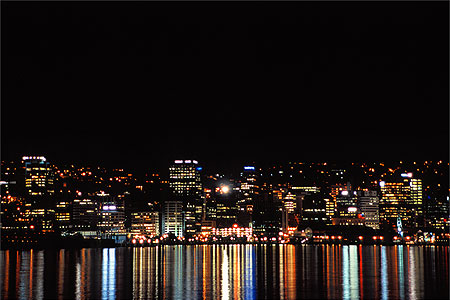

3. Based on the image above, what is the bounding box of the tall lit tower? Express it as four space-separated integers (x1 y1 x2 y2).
22 156 54 197
379 172 423 231
168 160 203 236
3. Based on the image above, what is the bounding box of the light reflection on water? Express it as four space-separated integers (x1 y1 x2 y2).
0 245 448 299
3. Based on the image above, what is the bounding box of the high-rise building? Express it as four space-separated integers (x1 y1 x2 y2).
162 201 184 237
379 172 423 231
357 190 380 230
22 156 54 197
130 211 160 236
169 160 203 236
237 166 259 227
98 194 126 242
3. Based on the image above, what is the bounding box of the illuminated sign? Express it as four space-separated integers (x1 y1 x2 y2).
341 191 349 196
184 160 192 163
244 166 255 170
22 156 46 161
196 167 203 171
103 205 117 211
401 173 413 178
379 181 385 187
174 160 183 164
348 207 358 212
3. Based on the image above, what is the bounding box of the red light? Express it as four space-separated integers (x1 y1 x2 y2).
30 225 34 229
379 236 384 240
132 239 136 244
373 236 377 240
358 236 363 240
233 224 238 228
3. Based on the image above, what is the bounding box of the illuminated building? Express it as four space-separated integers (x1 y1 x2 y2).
212 224 253 240
72 198 97 234
237 166 259 227
162 200 184 237
169 160 203 235
357 190 379 229
215 182 238 228
130 211 160 236
379 172 423 231
22 156 54 196
55 200 71 230
98 195 126 242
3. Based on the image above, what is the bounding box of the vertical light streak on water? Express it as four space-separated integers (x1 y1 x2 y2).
381 246 388 300
342 245 350 300
408 246 417 300
186 246 192 300
279 245 284 300
397 246 405 300
155 247 159 300
58 250 65 300
349 245 359 300
175 246 183 300
233 245 240 299
33 251 44 300
221 247 229 300
18 251 29 300
75 261 81 300
244 245 256 300
1 251 8 298
101 248 116 300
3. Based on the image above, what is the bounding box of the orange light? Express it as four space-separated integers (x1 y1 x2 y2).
373 236 377 240
358 236 364 240
379 236 384 240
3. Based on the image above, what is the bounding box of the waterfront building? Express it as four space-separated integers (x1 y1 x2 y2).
130 211 160 236
379 172 423 231
357 190 380 229
98 195 126 241
169 160 203 235
162 200 184 237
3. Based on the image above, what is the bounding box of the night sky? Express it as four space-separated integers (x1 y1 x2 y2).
2 2 448 173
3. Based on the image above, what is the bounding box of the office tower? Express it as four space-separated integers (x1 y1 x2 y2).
72 198 98 234
379 172 423 231
357 190 380 230
162 200 184 237
237 166 259 227
98 194 126 242
215 182 238 228
331 189 365 226
22 156 54 197
130 211 160 236
169 160 203 236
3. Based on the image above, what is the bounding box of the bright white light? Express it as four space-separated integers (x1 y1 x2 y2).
221 186 230 194
341 191 349 196
174 160 183 164
193 160 198 164
401 173 413 178
348 207 358 212
379 181 385 187
184 160 192 163
109 205 117 210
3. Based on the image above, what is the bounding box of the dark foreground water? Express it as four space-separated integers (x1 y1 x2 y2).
0 245 448 299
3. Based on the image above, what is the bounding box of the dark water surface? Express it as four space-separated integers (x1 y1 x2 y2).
1 245 448 299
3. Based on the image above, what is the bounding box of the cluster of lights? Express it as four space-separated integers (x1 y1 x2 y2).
102 205 117 211
22 156 46 161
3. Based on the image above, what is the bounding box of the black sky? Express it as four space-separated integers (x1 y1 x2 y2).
2 2 449 173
